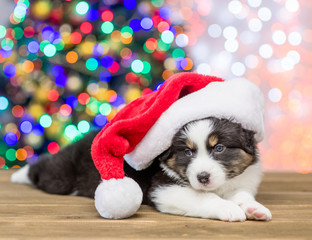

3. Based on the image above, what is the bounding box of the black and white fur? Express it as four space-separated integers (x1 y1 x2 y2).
11 117 271 221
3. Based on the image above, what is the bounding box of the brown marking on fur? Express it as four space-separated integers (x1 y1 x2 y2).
186 139 194 150
178 166 187 178
239 149 254 166
167 155 176 169
208 135 218 147
227 150 254 178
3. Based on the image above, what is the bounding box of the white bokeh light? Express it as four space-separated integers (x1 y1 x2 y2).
259 44 273 59
281 57 295 71
248 0 262 8
228 0 243 15
208 24 222 38
287 50 300 64
197 63 211 75
285 0 299 13
272 30 287 45
268 88 282 103
231 62 246 76
248 18 263 32
175 34 189 47
288 32 302 46
224 39 239 52
223 26 238 39
258 7 272 21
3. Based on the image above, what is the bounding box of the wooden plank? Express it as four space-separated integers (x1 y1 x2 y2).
1 170 312 240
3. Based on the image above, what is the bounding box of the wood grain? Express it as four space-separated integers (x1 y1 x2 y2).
1 170 311 240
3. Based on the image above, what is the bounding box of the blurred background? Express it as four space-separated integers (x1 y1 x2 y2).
0 0 311 173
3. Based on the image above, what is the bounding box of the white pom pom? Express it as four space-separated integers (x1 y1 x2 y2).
94 177 143 219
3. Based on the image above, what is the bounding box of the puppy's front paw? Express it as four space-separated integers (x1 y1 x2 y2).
216 201 246 222
239 201 272 221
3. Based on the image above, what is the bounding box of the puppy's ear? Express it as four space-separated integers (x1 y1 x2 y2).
240 128 256 155
156 147 172 163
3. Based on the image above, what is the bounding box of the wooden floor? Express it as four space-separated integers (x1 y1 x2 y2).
1 170 312 240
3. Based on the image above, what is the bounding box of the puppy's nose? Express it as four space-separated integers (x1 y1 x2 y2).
197 172 210 185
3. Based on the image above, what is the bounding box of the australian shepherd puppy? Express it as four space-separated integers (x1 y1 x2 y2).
11 117 272 222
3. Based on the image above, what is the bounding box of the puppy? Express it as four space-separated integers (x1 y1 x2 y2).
11 117 271 221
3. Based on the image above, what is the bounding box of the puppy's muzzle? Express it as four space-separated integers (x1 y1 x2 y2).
197 172 210 185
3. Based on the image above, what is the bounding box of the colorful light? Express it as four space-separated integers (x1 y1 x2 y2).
80 22 93 34
64 125 80 140
101 10 114 22
39 114 52 128
99 71 111 82
0 96 9 110
86 58 99 71
94 114 107 127
20 121 32 134
6 149 16 161
124 0 137 10
78 93 90 105
47 142 60 154
159 6 172 19
0 25 7 38
101 56 114 68
131 59 144 73
101 22 114 34
4 132 18 146
3 64 16 77
77 120 90 133
0 0 191 170
66 51 78 64
43 44 56 57
75 1 89 15
140 17 153 31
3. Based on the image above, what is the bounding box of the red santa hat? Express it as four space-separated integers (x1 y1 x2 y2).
91 72 264 219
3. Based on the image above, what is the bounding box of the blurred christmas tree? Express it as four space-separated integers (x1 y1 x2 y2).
0 0 193 169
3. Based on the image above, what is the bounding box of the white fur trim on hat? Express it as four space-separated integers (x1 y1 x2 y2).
124 78 264 170
95 177 143 219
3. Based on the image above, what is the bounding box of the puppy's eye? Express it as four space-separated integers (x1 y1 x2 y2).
184 149 193 157
214 144 225 152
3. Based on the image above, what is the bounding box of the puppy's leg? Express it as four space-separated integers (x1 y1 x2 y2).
151 185 246 222
228 191 272 221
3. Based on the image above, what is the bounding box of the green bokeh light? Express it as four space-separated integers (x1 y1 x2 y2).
43 44 57 57
64 124 80 140
1 38 14 49
99 103 112 116
131 59 144 73
77 120 90 133
172 48 185 58
101 22 114 34
0 25 7 39
6 149 16 161
39 114 52 128
142 61 151 74
75 1 89 15
0 96 9 110
157 39 170 51
151 0 164 7
13 27 24 40
86 58 99 71
161 30 174 44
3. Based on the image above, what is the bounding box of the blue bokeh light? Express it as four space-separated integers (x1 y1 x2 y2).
4 132 18 146
94 114 107 127
99 71 111 82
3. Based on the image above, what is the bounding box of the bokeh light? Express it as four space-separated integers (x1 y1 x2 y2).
0 0 311 174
